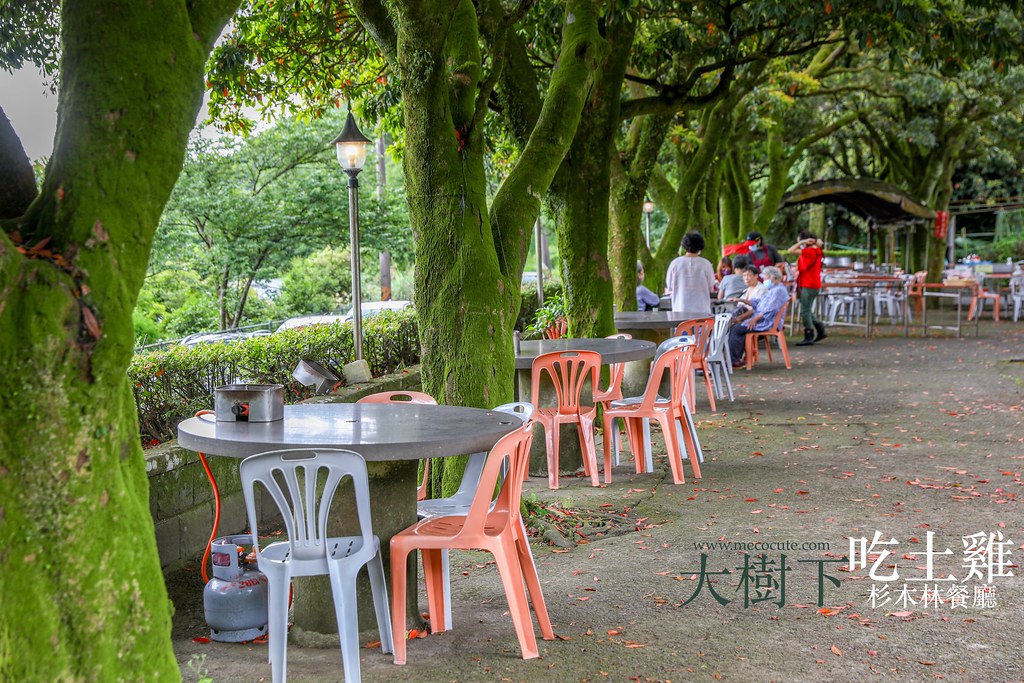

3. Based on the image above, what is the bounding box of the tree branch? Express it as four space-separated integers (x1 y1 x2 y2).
0 106 38 220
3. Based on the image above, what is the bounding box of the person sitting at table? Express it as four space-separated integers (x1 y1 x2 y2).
717 255 749 301
727 265 765 327
665 231 716 314
716 256 733 282
636 260 661 311
727 266 789 365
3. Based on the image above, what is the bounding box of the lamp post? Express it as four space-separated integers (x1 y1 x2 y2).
332 108 372 361
642 198 654 248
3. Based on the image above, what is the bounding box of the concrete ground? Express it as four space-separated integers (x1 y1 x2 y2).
172 320 1024 682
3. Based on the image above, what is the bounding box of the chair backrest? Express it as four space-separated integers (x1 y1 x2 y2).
494 401 535 422
709 312 731 358
356 390 436 405
908 271 928 296
240 449 374 564
596 333 633 401
654 334 695 364
543 318 568 340
1011 277 1024 296
674 317 715 358
445 402 535 502
638 344 692 413
767 296 792 332
530 350 600 415
462 420 535 532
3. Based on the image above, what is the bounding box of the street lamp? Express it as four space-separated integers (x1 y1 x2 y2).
642 198 654 248
332 107 372 363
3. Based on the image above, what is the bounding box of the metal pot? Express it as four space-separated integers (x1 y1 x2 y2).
837 256 853 267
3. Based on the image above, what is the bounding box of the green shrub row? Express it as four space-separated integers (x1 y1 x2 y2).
517 280 564 332
130 310 420 445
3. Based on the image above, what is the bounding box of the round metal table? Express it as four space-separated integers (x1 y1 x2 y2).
515 337 656 369
177 402 520 461
177 402 520 634
614 310 713 330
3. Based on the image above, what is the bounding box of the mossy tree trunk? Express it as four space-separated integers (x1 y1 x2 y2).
608 113 672 312
0 1 238 679
548 16 634 338
355 0 603 494
641 97 739 294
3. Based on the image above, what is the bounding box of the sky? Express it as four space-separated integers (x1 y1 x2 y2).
0 68 57 161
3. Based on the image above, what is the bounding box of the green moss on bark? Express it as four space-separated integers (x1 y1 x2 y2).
0 1 238 679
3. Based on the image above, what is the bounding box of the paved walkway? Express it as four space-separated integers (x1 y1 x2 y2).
174 322 1024 682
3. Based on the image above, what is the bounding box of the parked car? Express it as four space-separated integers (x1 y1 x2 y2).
178 329 272 346
276 301 413 333
340 300 412 323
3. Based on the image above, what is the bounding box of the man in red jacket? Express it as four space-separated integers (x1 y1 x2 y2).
788 231 827 346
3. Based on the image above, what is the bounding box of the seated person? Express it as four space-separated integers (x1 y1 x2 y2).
727 266 790 364
716 255 749 301
728 265 765 326
636 261 661 311
716 256 733 282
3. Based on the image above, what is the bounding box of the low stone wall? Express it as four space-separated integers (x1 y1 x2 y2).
148 367 422 572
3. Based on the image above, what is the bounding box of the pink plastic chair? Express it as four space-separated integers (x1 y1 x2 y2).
593 333 631 410
602 345 701 484
357 391 437 500
530 350 601 490
389 419 554 664
673 317 717 412
594 334 631 463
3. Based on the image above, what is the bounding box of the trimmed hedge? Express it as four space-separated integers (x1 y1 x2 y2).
130 310 420 444
517 280 564 332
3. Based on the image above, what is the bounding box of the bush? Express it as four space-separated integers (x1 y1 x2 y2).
131 309 420 444
516 280 563 332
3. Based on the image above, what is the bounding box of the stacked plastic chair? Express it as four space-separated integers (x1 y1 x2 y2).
673 317 717 412
706 312 735 401
416 402 534 629
389 418 554 664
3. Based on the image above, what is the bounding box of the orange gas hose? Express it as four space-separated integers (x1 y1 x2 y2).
195 410 221 584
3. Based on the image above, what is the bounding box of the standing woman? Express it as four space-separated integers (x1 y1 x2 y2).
789 230 827 346
665 232 716 314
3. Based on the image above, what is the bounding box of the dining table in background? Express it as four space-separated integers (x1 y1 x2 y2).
514 337 656 478
613 310 711 394
177 401 521 633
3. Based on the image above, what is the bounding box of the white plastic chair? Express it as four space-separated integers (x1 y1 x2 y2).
1011 276 1024 322
240 449 393 683
416 402 534 628
707 312 734 401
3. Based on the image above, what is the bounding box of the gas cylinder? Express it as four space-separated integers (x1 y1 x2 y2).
203 535 270 642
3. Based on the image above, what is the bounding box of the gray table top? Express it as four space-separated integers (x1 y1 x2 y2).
177 403 520 460
614 310 714 330
515 337 656 370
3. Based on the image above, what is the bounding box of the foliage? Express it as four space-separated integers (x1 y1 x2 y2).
144 112 414 336
130 309 419 444
278 245 353 315
525 292 567 339
517 280 564 333
0 0 59 79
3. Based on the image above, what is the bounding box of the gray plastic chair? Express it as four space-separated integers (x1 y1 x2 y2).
707 313 734 402
240 449 393 683
416 402 534 627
